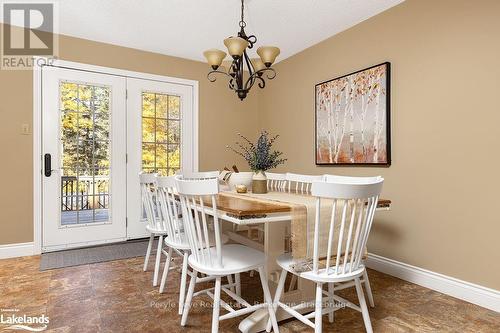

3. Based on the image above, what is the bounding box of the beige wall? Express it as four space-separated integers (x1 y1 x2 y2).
259 0 500 290
2 0 499 290
0 26 260 245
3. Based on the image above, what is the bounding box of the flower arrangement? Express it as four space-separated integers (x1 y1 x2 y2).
227 130 287 172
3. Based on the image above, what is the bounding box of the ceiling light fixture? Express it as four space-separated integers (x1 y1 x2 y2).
203 0 280 101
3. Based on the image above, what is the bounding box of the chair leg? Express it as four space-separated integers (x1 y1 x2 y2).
178 252 189 315
315 282 323 333
328 283 334 323
235 273 241 297
153 235 163 286
258 267 279 333
363 270 375 308
266 269 287 332
355 277 373 333
181 270 197 326
159 247 173 293
211 277 222 333
143 234 154 271
227 274 235 293
288 275 297 291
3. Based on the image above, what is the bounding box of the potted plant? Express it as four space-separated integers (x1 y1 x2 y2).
227 131 287 194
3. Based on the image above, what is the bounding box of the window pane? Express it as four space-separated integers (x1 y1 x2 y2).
94 140 110 169
168 144 180 169
156 119 168 143
142 143 155 168
142 93 155 117
168 96 180 119
156 144 168 169
156 94 168 119
78 84 92 114
142 118 155 142
168 120 180 143
60 82 78 112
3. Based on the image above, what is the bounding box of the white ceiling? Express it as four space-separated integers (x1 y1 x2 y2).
5 0 405 63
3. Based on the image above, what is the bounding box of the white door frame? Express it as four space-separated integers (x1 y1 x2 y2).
33 58 199 254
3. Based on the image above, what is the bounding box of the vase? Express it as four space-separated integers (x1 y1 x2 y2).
252 171 268 194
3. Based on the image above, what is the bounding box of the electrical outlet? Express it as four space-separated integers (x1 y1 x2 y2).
21 123 31 135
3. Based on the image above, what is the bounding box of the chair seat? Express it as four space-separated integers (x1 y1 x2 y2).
165 231 229 251
146 224 167 235
188 244 265 276
276 253 366 283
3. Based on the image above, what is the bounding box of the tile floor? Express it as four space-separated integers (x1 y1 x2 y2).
0 255 498 332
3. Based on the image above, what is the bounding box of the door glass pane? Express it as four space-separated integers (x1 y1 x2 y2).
60 81 111 226
141 91 181 174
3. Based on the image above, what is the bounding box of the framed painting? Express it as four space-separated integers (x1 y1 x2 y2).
315 62 391 166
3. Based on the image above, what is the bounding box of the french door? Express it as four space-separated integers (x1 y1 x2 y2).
126 78 194 238
41 64 196 250
42 67 127 250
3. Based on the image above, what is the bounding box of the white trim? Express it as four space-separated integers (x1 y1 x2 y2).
32 57 199 253
33 60 43 255
0 242 35 259
367 253 500 313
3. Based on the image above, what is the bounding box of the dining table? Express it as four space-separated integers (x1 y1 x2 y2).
201 190 392 333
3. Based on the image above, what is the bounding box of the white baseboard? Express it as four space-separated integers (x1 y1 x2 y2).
0 242 35 259
366 253 500 313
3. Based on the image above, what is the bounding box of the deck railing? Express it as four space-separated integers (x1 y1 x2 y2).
61 176 109 211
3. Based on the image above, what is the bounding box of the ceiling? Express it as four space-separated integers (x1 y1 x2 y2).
4 0 405 63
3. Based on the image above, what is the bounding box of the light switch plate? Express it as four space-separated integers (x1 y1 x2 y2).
21 123 31 135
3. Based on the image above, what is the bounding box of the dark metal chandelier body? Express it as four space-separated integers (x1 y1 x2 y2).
203 0 280 101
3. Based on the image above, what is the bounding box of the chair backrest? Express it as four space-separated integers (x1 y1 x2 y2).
324 174 383 184
178 171 219 180
285 173 325 194
139 172 161 230
266 172 287 192
175 176 223 268
156 176 183 245
310 177 384 277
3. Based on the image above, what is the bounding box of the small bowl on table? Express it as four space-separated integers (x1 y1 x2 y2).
227 172 253 191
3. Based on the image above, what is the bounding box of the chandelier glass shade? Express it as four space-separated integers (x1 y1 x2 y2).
203 0 280 100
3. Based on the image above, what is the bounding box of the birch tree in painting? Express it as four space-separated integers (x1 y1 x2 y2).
316 63 389 164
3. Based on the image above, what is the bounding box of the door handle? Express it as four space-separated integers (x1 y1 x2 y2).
44 153 52 177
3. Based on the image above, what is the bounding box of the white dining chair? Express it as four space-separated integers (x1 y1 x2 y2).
266 172 287 192
285 173 325 194
323 174 383 308
176 176 280 333
156 175 232 315
140 172 167 287
267 177 383 333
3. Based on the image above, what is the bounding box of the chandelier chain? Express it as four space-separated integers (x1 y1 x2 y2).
239 0 246 28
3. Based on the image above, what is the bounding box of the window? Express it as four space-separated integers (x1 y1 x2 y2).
141 92 181 176
59 81 111 225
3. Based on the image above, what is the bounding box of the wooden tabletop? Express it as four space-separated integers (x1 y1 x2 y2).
212 192 391 217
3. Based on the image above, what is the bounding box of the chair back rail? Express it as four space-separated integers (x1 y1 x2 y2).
139 172 161 231
310 178 383 276
178 171 219 180
266 172 287 192
175 176 223 268
156 176 183 245
285 173 325 194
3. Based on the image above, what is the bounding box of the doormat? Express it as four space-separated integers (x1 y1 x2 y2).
40 238 157 270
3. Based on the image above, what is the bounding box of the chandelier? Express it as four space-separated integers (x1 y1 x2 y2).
203 0 280 101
